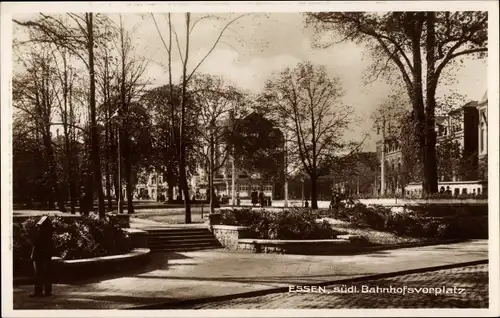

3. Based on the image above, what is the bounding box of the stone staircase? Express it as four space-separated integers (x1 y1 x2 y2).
146 227 222 252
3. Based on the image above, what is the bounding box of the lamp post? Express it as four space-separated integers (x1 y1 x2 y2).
231 110 236 206
207 119 216 214
377 118 386 197
283 129 289 208
301 175 305 207
111 110 123 214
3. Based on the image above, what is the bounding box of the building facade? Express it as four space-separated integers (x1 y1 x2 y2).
376 90 488 197
191 112 285 201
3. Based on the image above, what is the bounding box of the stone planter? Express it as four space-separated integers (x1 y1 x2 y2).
14 248 150 285
208 213 221 226
211 225 253 249
237 238 353 254
122 228 148 248
108 213 131 228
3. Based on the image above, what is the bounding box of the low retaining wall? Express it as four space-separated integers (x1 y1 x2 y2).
123 228 149 248
211 224 363 255
15 248 150 285
238 238 356 254
13 213 131 228
109 213 131 228
211 225 253 250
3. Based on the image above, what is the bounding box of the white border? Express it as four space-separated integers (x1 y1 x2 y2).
1 2 499 317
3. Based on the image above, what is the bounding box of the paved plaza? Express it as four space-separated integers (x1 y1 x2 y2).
183 264 489 309
13 239 487 310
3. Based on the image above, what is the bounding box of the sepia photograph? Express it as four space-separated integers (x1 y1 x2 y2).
1 1 499 317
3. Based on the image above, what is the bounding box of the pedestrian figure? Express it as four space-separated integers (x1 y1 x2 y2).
304 199 309 208
446 186 452 197
251 190 258 207
30 216 53 297
258 190 265 207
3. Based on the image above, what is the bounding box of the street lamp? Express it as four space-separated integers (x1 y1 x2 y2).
277 92 289 208
206 119 216 214
110 109 124 214
230 110 236 206
301 174 305 207
376 117 386 197
283 129 289 208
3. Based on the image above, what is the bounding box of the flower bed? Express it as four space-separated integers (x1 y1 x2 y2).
13 213 133 277
212 208 356 254
219 208 341 240
316 203 488 240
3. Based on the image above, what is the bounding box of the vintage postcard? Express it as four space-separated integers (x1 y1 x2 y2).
1 1 499 317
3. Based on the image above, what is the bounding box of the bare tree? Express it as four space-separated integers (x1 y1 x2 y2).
50 46 80 213
15 13 113 217
306 12 488 195
13 47 67 212
190 74 247 213
151 13 249 222
115 14 149 214
264 62 354 209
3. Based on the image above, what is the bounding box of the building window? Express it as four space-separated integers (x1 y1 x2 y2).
454 188 460 196
462 188 467 195
477 188 481 195
240 184 248 192
480 123 485 153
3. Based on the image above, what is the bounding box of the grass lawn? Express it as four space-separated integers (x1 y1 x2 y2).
130 208 207 224
320 218 429 246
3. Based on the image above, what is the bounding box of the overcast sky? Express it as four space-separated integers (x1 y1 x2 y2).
128 12 487 150
12 12 488 151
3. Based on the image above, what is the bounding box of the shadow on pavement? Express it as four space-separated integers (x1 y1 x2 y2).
134 272 377 285
14 293 179 310
63 252 192 285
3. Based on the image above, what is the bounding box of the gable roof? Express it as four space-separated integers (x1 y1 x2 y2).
479 90 488 105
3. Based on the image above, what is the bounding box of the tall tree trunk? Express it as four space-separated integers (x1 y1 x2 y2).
408 14 427 197
179 13 192 223
123 131 134 214
87 13 106 218
310 171 318 209
424 11 439 194
118 14 134 214
104 119 112 211
166 162 174 201
104 49 113 211
43 133 65 211
209 135 215 214
62 52 75 214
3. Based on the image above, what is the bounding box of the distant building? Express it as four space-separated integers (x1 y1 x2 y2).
477 90 488 180
376 91 488 197
191 112 285 200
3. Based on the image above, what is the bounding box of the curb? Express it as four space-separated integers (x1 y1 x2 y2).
128 259 488 310
14 248 150 286
359 238 467 252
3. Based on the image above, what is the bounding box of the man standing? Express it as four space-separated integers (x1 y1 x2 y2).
30 216 53 297
258 189 265 207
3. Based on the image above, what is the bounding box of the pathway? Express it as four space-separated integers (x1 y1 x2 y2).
13 239 488 309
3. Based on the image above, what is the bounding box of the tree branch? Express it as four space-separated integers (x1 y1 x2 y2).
186 14 249 83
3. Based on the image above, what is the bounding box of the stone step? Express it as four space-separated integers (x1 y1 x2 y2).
147 238 220 245
148 240 220 247
150 245 222 252
148 233 214 241
146 229 212 235
149 242 221 251
144 227 220 251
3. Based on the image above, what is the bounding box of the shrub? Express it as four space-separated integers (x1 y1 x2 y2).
318 202 488 240
220 208 341 240
13 213 132 264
